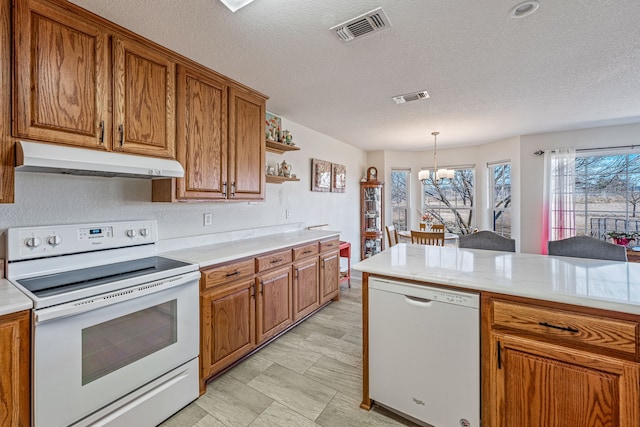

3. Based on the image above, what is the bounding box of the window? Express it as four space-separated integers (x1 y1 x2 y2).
575 152 640 239
422 167 475 234
390 169 410 231
490 163 511 238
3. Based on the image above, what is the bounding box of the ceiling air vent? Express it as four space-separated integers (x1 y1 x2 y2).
392 90 430 104
330 7 390 43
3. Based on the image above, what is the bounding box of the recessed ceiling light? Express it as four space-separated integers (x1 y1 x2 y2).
509 1 540 18
219 0 255 12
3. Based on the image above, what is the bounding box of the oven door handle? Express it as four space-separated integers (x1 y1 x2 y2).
34 270 201 325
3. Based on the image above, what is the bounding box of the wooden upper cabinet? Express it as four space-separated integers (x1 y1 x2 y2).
13 0 110 148
175 65 228 200
13 0 175 159
1 0 14 203
112 36 175 158
228 87 265 200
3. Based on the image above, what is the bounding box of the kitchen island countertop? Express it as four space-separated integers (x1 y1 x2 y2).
0 278 32 316
354 243 640 315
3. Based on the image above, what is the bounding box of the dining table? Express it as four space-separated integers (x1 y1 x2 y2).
397 230 459 245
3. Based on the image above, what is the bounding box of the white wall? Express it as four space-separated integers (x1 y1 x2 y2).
0 117 367 260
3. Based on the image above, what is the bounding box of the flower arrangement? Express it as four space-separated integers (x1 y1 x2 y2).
421 212 434 222
607 231 637 247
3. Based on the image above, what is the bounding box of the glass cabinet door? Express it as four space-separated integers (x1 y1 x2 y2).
364 187 382 232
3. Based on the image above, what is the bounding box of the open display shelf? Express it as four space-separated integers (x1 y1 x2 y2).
265 139 300 154
266 175 300 184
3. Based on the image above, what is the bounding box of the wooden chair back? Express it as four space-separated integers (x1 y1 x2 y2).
431 224 445 232
386 225 399 247
411 230 445 246
419 222 426 231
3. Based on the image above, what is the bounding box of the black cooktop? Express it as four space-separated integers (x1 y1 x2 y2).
17 256 193 298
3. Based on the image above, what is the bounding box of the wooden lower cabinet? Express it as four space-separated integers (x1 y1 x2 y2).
489 332 640 427
292 257 320 321
319 250 340 304
256 266 293 343
483 295 640 427
201 278 256 381
199 238 341 391
0 310 30 427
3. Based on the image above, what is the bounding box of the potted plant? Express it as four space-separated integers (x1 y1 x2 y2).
607 231 637 247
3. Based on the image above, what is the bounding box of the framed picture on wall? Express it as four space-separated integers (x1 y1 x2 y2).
265 111 281 142
311 158 331 192
331 163 346 193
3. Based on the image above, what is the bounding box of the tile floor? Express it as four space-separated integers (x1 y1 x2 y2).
161 272 418 427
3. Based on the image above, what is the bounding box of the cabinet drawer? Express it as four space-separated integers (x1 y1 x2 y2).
491 299 639 356
203 259 255 289
256 249 292 272
293 243 319 260
320 238 340 253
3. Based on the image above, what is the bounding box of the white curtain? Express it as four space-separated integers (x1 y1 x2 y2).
543 148 576 246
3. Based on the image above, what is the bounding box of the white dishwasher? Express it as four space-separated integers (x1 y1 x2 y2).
368 277 480 427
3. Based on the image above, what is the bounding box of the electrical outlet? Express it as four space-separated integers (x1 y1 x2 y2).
286 209 291 219
203 213 213 226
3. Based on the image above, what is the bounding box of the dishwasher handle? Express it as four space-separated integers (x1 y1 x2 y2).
405 295 433 305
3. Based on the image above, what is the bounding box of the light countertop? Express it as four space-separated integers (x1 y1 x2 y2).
354 243 640 315
0 278 32 316
0 226 340 316
161 229 341 268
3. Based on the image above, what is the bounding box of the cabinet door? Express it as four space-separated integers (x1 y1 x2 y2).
175 65 228 200
256 266 292 343
490 333 640 427
292 258 320 321
0 311 30 426
228 87 265 200
113 36 176 158
201 279 256 379
1 0 13 204
320 250 340 304
14 0 109 148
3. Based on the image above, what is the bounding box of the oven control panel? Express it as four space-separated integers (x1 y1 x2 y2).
7 220 158 260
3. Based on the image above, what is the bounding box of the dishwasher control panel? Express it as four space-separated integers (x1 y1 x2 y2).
368 277 480 308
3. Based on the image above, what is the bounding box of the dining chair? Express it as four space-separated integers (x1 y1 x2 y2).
411 230 445 246
419 223 426 231
458 230 515 252
386 225 399 247
431 224 445 232
547 235 627 262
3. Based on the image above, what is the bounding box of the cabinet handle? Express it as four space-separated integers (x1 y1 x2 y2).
225 271 240 277
231 182 236 197
98 120 104 144
223 182 227 199
118 124 124 146
538 322 579 333
497 341 502 370
259 281 264 294
251 284 255 298
270 258 283 264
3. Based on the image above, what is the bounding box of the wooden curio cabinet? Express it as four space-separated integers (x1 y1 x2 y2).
360 180 384 259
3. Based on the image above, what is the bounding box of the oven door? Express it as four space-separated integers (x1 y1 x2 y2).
32 271 200 427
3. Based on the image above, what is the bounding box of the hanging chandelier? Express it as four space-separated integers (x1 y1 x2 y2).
418 131 454 184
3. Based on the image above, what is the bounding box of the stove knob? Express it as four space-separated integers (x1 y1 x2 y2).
47 235 62 247
126 229 136 238
25 237 42 248
139 228 149 237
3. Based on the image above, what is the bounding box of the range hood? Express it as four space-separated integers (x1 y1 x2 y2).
15 141 184 179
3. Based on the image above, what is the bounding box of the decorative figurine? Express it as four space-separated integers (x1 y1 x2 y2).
279 160 292 178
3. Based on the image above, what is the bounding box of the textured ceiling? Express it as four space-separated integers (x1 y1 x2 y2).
70 0 640 151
